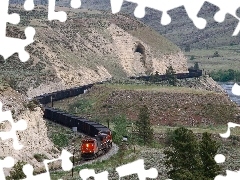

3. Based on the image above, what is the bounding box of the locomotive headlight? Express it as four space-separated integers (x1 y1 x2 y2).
86 144 89 147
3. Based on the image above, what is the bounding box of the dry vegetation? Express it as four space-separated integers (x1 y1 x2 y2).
53 83 239 127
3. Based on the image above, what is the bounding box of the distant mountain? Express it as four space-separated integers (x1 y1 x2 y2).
10 0 240 49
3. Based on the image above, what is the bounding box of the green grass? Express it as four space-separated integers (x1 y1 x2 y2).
186 45 240 73
153 125 240 136
103 83 216 94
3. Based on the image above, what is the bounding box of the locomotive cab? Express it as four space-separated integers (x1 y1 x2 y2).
80 138 98 159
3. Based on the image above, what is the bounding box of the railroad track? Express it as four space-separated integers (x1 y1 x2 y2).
34 71 202 164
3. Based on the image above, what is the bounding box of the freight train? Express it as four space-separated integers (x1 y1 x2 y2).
33 83 113 160
129 68 202 81
34 69 202 160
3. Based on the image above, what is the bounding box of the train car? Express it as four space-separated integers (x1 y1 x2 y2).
98 129 113 147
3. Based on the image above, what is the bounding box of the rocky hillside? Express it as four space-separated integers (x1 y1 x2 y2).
0 87 60 175
5 5 188 99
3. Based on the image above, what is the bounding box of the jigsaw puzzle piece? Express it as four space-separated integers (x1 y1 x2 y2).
0 0 35 62
43 149 73 173
220 122 240 138
110 0 124 14
0 118 27 150
116 159 158 180
207 0 240 35
59 149 73 171
48 0 67 22
22 150 73 180
71 0 81 9
0 157 14 180
24 0 35 11
0 102 28 150
207 0 240 22
79 169 109 180
110 0 207 27
232 83 240 96
0 26 35 62
215 170 240 180
22 164 51 180
183 0 207 29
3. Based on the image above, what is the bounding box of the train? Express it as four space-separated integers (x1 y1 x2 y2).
129 68 202 81
33 83 113 160
33 69 202 160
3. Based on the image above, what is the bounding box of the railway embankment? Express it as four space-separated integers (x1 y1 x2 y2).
53 79 239 127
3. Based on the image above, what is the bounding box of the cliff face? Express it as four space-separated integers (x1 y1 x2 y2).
0 88 59 174
4 6 188 98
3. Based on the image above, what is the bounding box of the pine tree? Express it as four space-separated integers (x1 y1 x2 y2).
200 132 221 179
113 115 128 144
166 66 177 86
135 105 154 146
164 127 203 180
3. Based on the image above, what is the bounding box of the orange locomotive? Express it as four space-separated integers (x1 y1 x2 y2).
80 130 112 160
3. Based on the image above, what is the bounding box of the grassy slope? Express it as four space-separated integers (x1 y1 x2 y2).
53 83 239 127
186 45 240 73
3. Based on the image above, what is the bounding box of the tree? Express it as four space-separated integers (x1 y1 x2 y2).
213 51 220 57
199 132 221 179
166 66 177 86
164 127 203 180
135 105 154 146
164 128 222 180
6 161 27 180
113 115 128 144
194 62 200 70
190 55 195 60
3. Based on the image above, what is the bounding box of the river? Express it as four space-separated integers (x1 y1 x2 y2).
219 82 240 106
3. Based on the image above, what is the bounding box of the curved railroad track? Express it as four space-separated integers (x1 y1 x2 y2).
34 69 202 163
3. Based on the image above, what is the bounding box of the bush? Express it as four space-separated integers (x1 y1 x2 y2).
69 99 92 114
34 154 48 162
51 133 69 147
24 99 39 111
210 69 240 82
213 51 220 57
6 161 27 180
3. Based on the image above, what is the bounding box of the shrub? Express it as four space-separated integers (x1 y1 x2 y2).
34 154 48 162
51 133 69 147
166 66 177 86
6 161 27 180
213 51 220 57
24 99 39 111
